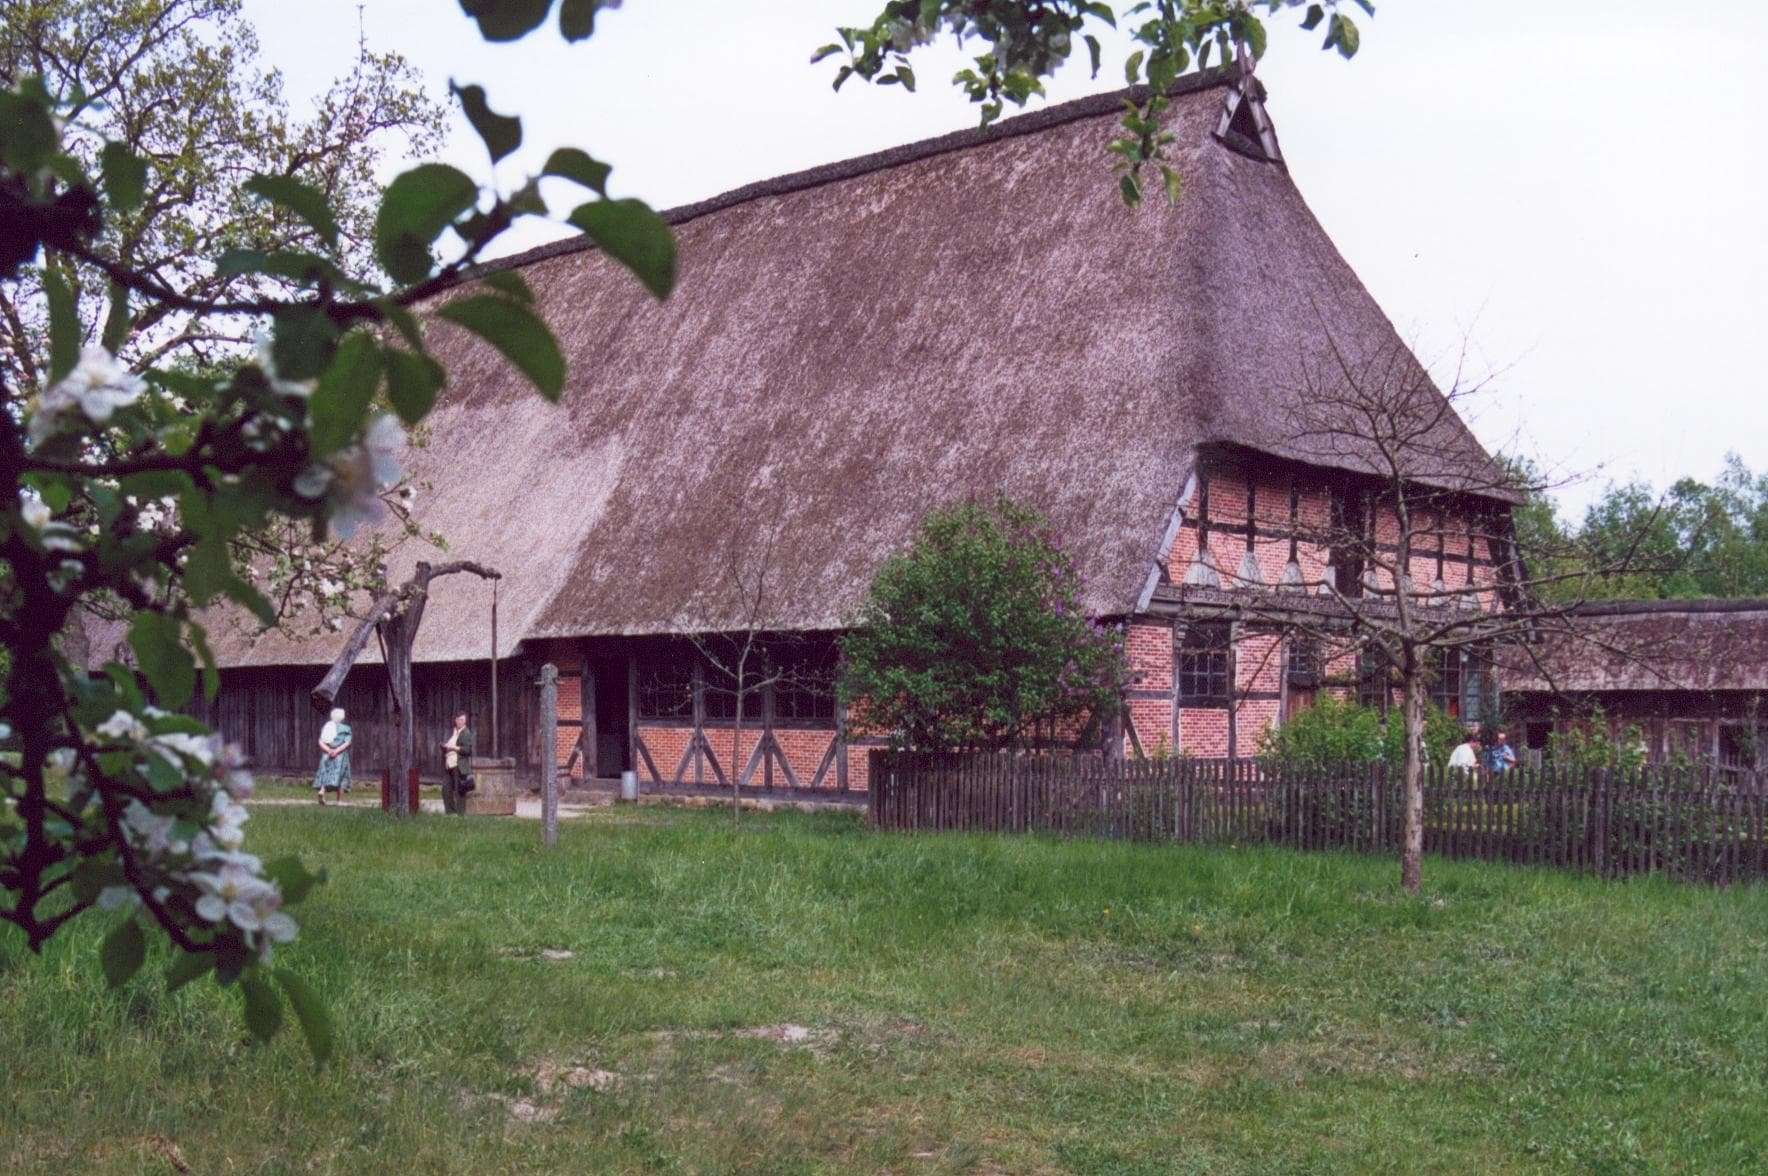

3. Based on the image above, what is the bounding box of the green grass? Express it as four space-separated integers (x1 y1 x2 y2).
4 806 1766 1173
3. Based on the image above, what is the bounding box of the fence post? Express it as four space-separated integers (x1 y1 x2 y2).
538 663 558 847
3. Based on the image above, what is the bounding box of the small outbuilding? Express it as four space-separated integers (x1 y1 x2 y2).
1503 600 1767 777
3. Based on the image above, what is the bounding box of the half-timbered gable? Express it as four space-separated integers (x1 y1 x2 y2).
193 66 1516 789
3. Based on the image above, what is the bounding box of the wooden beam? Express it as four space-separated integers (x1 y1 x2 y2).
580 642 597 781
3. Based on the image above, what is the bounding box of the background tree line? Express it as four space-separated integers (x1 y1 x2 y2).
1514 453 1768 601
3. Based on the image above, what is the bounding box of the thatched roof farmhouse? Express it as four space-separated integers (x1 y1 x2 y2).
198 67 1517 789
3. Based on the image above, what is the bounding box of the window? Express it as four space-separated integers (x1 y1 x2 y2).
774 658 836 723
1287 639 1322 687
702 680 764 722
1357 650 1392 712
1430 647 1488 722
637 654 693 720
1329 485 1365 598
1178 624 1231 704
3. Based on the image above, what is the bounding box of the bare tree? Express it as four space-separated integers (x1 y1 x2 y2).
1214 336 1663 892
311 560 500 817
687 500 824 830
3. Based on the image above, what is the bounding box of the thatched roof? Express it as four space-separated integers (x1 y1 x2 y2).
1503 601 1768 695
207 68 1507 669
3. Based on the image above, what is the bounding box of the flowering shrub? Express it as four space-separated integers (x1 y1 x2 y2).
0 0 673 1060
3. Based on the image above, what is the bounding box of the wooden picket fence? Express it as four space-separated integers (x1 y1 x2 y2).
866 753 1768 885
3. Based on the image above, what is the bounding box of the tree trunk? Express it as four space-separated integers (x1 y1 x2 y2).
1401 666 1427 893
731 654 746 832
309 560 500 820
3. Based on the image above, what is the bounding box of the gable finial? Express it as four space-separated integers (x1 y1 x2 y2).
1215 40 1284 164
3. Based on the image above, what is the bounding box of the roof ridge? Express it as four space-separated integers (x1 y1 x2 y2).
475 65 1245 278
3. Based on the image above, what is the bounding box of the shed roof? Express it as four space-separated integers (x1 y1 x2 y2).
1503 600 1768 695
206 68 1507 668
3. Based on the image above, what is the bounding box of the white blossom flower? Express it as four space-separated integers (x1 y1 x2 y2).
18 491 50 532
253 331 316 398
148 731 217 767
121 799 187 859
97 710 148 742
295 413 405 539
97 885 141 912
191 861 282 933
27 344 146 444
205 790 251 851
210 740 254 800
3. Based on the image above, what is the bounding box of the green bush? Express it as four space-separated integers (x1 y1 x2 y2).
1258 693 1464 769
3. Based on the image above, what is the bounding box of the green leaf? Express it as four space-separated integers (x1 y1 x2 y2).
101 919 147 988
378 302 425 351
244 175 340 250
1301 4 1325 30
459 0 552 42
264 856 326 905
216 248 352 288
541 147 609 195
166 949 215 993
1242 17 1267 61
183 537 238 607
273 968 336 1063
1332 14 1360 57
100 142 147 212
42 267 81 385
1124 49 1144 85
0 90 58 172
375 164 478 286
308 332 384 456
128 611 195 709
896 66 916 92
1084 34 1102 78
240 972 284 1042
70 859 125 905
1119 172 1142 209
810 43 842 64
557 0 599 40
270 306 340 382
101 281 130 351
450 82 522 165
435 294 565 399
567 199 676 300
480 270 533 304
1160 164 1183 205
385 349 445 425
187 619 220 703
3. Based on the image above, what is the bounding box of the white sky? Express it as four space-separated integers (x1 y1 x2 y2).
243 0 1768 521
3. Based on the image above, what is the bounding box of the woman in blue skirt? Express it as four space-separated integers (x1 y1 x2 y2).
314 707 353 804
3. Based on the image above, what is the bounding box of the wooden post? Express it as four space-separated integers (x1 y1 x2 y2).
581 643 597 781
627 653 639 777
490 577 500 758
538 663 559 847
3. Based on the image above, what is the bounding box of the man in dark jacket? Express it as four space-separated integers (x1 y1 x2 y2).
440 711 475 815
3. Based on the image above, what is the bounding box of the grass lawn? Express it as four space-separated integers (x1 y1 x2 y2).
3 806 1766 1174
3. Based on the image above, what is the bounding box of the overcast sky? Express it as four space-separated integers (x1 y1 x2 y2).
243 0 1768 520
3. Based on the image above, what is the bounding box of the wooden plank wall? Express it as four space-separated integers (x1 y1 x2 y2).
195 661 538 781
